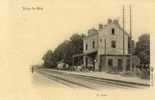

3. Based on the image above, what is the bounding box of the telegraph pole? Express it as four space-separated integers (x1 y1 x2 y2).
129 5 133 71
130 5 132 39
123 5 125 55
104 39 107 71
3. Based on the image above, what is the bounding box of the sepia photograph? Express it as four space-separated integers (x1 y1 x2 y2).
0 0 155 100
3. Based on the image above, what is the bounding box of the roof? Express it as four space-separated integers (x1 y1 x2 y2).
72 53 85 58
101 20 130 37
87 28 98 36
84 19 130 40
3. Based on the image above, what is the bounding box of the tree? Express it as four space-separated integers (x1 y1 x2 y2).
70 33 85 54
42 50 56 67
135 34 150 64
54 33 85 65
53 40 70 63
64 33 85 65
42 33 85 67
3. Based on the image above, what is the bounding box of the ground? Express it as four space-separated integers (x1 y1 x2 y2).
33 68 149 90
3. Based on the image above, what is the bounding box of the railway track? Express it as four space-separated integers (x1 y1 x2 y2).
35 68 149 90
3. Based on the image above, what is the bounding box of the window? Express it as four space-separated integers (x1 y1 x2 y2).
111 41 116 48
126 59 130 71
92 41 95 48
118 59 122 66
108 59 113 66
86 57 88 66
100 39 102 42
112 28 115 35
118 59 123 71
85 44 88 50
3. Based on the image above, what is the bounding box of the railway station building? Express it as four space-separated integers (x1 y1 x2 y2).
73 19 140 72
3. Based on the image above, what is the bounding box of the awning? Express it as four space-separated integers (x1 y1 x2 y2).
72 53 85 58
72 50 97 58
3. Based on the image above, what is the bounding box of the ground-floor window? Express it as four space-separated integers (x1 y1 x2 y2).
86 57 88 67
108 59 113 66
126 59 130 71
118 59 123 71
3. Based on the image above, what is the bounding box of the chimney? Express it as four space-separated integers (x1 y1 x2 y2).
107 19 112 24
113 19 119 25
98 24 103 29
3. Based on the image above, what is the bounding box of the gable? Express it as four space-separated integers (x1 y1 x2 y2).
99 23 130 37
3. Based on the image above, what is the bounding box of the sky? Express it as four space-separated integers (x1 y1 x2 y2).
1 0 155 65
0 0 155 99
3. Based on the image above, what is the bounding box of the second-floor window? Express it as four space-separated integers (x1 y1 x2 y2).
100 39 102 43
92 41 95 48
112 28 115 35
85 44 88 50
111 41 116 48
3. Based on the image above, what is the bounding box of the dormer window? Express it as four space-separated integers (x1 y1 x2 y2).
112 28 115 35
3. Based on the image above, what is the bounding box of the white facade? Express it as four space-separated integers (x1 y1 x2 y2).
98 21 129 55
84 19 129 55
83 32 98 54
83 19 131 72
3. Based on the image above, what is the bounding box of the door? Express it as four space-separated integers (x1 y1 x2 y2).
118 59 123 72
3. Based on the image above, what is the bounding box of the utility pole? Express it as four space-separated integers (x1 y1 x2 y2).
129 5 133 71
104 39 107 71
104 39 106 55
123 5 125 55
130 5 132 39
